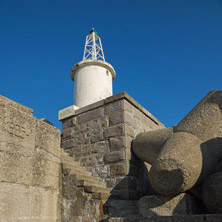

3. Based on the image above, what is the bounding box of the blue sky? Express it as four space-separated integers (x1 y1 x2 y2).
1 0 222 130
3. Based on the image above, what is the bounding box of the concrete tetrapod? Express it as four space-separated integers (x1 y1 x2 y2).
175 90 222 141
132 127 174 165
149 132 203 196
174 89 222 187
133 90 222 207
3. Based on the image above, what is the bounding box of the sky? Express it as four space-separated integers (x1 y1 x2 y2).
1 0 222 130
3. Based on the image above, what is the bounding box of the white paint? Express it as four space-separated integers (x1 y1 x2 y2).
71 60 116 108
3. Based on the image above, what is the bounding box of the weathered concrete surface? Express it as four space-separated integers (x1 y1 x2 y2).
197 137 222 185
175 90 222 141
62 176 101 222
0 95 62 221
139 193 203 218
149 132 203 195
133 89 222 209
133 127 174 165
202 172 222 214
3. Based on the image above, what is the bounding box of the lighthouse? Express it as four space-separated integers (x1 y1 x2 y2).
58 28 116 120
71 28 116 109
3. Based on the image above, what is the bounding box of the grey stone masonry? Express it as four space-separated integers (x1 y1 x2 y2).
60 92 164 200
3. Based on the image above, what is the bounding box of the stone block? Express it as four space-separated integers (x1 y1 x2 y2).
58 105 77 121
109 111 124 126
125 124 135 138
62 127 74 139
133 107 142 120
109 137 125 151
108 110 136 128
110 163 127 176
125 136 133 149
74 99 104 116
94 141 109 153
123 100 133 113
106 178 117 188
124 111 137 128
62 138 78 149
104 124 124 138
104 150 126 164
90 131 104 143
78 107 103 124
104 100 124 115
92 165 111 178
62 117 77 129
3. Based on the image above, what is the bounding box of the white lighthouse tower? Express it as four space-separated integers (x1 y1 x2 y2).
71 28 116 109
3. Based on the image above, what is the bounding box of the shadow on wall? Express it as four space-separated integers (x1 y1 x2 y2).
103 140 153 217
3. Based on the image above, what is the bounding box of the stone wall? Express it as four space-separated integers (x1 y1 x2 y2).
0 95 62 221
60 92 164 200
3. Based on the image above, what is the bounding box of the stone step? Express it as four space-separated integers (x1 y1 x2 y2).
92 191 111 200
84 185 111 194
77 176 106 188
62 164 92 177
103 199 139 217
75 173 103 183
61 157 81 167
92 191 121 201
61 152 77 164
62 162 90 172
61 150 70 157
76 178 106 188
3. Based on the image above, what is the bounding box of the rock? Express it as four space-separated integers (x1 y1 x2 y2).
149 132 203 196
133 127 174 165
201 172 222 213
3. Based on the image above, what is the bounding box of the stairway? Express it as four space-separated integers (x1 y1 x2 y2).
61 151 140 221
61 151 112 201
